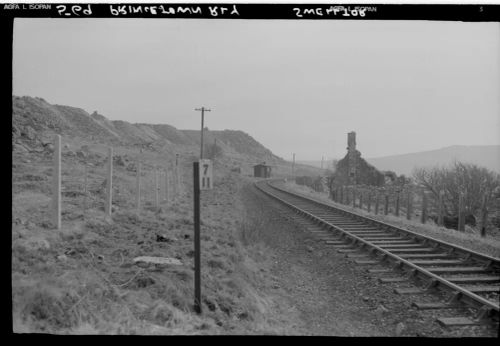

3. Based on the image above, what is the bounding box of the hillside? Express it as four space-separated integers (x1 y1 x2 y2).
10 96 328 334
365 145 500 176
12 96 292 170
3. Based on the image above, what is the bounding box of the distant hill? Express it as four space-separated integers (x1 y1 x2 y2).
365 145 500 176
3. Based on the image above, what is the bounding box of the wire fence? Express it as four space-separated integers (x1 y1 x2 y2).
22 136 185 228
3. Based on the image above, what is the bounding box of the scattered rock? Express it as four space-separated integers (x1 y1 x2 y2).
64 248 77 256
12 125 21 135
306 245 314 253
136 276 155 288
25 221 36 230
126 162 136 172
23 237 50 251
133 256 182 267
362 296 370 302
375 304 389 314
15 217 27 225
64 144 70 149
43 143 54 152
272 284 280 289
13 143 29 153
395 322 405 336
40 220 52 228
156 234 176 243
56 254 68 261
183 234 191 239
76 150 87 158
114 155 126 167
21 126 36 140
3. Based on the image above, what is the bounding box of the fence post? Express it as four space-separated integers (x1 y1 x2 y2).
176 154 181 197
52 135 61 229
406 191 412 220
155 167 159 208
83 162 88 217
395 192 400 217
165 168 169 202
136 161 141 212
438 190 445 226
105 146 113 217
480 194 488 237
421 192 427 224
384 194 389 215
458 192 465 231
375 192 379 215
367 192 371 213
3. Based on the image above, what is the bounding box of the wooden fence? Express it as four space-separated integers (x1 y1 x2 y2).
330 183 494 236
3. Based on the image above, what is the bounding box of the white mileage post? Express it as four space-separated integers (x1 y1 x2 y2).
199 159 213 190
192 158 213 314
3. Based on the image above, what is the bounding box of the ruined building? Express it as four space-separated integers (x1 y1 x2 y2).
334 131 385 186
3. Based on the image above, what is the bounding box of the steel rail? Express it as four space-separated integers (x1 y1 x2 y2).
266 180 500 266
254 180 500 315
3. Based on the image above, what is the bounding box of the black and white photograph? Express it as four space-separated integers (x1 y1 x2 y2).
6 0 500 336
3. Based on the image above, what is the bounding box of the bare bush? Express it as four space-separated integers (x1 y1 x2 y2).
412 161 500 218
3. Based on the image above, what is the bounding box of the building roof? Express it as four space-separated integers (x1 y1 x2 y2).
253 163 271 168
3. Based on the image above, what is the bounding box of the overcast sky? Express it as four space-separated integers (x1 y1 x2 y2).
13 19 500 160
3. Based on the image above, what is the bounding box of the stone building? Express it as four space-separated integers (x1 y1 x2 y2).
333 132 385 186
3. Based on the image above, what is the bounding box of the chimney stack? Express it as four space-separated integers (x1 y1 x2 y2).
347 131 356 152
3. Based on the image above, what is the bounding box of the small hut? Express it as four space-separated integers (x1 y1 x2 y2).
253 162 272 178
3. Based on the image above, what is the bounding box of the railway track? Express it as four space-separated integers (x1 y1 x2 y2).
254 179 500 328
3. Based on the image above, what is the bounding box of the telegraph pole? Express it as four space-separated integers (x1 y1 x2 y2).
321 156 324 170
292 153 296 179
195 107 211 159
